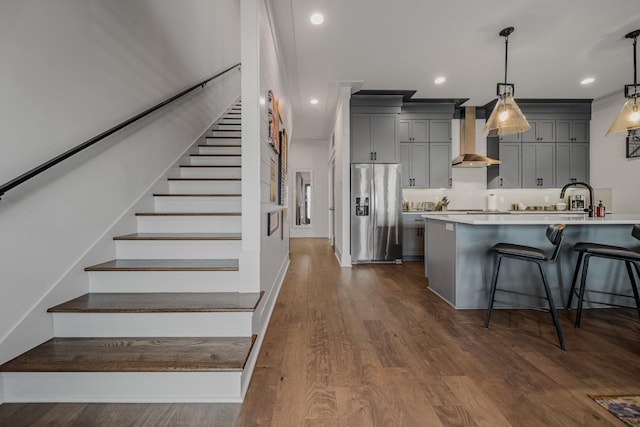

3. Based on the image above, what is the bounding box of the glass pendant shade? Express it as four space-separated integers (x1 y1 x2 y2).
481 94 530 137
606 97 640 135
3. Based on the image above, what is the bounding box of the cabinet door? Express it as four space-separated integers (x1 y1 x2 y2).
429 143 451 188
498 143 521 188
372 114 398 162
555 142 572 186
521 121 537 142
555 120 572 142
521 143 538 187
351 114 373 163
399 143 412 188
572 120 589 142
537 120 555 142
499 132 521 142
399 120 411 143
402 221 423 258
536 143 555 188
571 143 589 182
429 120 451 142
412 120 429 142
411 143 429 188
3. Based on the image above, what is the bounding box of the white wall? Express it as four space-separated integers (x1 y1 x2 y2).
289 139 329 238
0 0 241 366
257 0 291 310
332 87 353 266
590 93 640 213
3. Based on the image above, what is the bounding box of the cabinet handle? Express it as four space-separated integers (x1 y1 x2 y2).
499 178 504 187
540 178 544 186
448 178 452 187
374 152 377 161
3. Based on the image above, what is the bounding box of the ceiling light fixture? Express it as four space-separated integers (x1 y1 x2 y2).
434 76 446 84
606 29 640 135
310 98 319 105
580 77 595 85
481 27 530 137
310 13 324 25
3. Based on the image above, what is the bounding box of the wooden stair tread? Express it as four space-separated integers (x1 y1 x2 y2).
0 337 255 372
167 178 241 181
152 194 241 197
190 154 241 157
113 233 241 241
199 144 241 148
135 212 241 216
48 292 263 313
85 259 239 271
180 165 241 168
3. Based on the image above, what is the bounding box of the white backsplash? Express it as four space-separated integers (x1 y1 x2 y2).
403 167 613 212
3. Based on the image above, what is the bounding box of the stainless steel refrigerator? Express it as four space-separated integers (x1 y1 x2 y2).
351 163 402 263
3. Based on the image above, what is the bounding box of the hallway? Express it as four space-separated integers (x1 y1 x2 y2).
1 238 640 426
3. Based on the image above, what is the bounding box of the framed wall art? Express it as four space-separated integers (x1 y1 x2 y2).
267 210 280 236
627 129 640 158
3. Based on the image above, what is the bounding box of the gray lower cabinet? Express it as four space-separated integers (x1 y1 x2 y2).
402 216 424 259
400 143 429 188
521 143 555 188
429 143 452 188
351 113 398 163
556 142 589 184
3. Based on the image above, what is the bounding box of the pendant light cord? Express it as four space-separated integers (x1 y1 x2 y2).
504 34 509 92
633 35 637 87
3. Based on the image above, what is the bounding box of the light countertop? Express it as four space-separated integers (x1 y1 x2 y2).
421 213 640 225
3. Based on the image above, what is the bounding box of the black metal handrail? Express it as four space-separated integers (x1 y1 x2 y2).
0 62 241 201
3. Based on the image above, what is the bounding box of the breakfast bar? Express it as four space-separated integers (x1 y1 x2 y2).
422 213 640 309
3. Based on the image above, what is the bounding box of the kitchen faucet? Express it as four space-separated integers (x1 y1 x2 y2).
560 181 595 217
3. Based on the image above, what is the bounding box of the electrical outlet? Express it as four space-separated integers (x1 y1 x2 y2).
544 196 550 203
499 197 505 203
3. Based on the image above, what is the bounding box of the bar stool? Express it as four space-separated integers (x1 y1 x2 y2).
484 224 566 350
566 224 640 328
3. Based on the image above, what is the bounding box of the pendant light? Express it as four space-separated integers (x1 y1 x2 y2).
606 29 640 135
481 27 530 137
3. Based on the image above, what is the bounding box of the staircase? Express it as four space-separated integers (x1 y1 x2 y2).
0 100 261 403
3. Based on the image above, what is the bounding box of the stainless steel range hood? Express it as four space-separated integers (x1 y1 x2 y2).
452 107 501 168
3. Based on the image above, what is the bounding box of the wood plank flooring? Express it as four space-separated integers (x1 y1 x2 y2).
2 238 640 425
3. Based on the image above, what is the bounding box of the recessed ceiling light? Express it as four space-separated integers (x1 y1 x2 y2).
434 76 446 84
581 77 595 85
310 13 324 25
310 98 319 105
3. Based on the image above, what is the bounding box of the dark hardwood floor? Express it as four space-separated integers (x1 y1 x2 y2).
1 238 639 426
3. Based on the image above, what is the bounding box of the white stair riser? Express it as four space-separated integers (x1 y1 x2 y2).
52 312 252 337
136 215 241 233
180 168 241 179
190 156 241 166
199 146 241 155
211 131 241 138
168 180 241 194
1 372 242 403
115 240 241 259
214 125 241 131
88 270 240 293
154 197 241 212
203 137 241 146
218 118 241 125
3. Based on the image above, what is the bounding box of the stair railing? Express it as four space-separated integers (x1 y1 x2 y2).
0 62 241 202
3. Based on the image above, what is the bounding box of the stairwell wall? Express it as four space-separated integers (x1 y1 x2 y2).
0 0 240 371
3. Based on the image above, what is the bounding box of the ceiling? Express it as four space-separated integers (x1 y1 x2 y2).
266 0 640 141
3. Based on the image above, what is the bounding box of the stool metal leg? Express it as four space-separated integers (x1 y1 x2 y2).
575 254 591 329
625 261 640 321
566 251 584 309
538 262 566 351
484 254 502 329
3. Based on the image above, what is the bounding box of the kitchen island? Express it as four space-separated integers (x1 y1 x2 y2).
422 213 640 309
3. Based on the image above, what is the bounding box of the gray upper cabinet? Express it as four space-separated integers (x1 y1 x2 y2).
400 142 429 188
521 143 555 188
429 120 452 142
429 143 452 188
521 120 555 142
400 119 428 143
351 113 399 163
556 142 589 184
556 120 589 142
489 142 521 188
